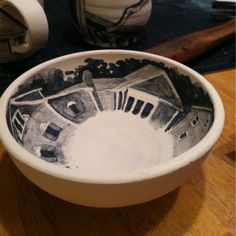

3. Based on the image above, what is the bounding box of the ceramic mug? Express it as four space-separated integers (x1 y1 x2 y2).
70 0 152 48
0 0 48 63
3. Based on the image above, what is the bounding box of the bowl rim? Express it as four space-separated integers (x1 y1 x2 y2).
0 50 225 184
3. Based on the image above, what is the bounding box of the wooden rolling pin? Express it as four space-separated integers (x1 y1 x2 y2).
146 19 235 63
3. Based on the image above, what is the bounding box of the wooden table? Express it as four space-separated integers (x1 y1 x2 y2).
0 69 235 236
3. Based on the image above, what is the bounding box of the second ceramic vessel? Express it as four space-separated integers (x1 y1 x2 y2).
70 0 152 47
0 0 48 63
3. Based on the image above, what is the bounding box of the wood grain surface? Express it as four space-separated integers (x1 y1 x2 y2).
146 19 236 63
0 69 235 236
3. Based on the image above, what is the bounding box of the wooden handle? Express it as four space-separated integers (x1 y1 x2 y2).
146 19 235 63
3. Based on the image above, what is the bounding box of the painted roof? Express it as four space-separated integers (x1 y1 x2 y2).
112 65 183 110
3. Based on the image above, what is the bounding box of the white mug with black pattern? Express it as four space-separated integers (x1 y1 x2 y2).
70 0 152 48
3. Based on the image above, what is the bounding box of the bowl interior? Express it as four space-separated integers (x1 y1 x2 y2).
6 52 214 172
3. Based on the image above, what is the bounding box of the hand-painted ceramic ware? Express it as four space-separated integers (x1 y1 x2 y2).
0 0 48 63
70 0 152 47
0 50 224 207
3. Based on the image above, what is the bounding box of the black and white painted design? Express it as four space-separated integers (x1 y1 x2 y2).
7 58 214 169
70 0 152 47
0 9 27 56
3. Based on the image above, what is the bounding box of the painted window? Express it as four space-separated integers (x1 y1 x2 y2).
121 89 128 110
132 99 144 115
66 100 85 117
40 145 58 163
43 122 62 141
202 119 210 131
16 112 25 126
114 92 117 110
12 110 29 138
117 91 123 110
178 131 188 141
13 119 23 133
141 103 154 118
191 115 199 127
125 96 135 112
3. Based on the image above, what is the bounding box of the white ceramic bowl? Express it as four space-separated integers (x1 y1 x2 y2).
0 50 224 207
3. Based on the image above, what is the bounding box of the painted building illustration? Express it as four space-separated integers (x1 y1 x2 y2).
8 64 213 165
169 106 213 156
72 0 151 46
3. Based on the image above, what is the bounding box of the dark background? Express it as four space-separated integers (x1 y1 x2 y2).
0 0 235 95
